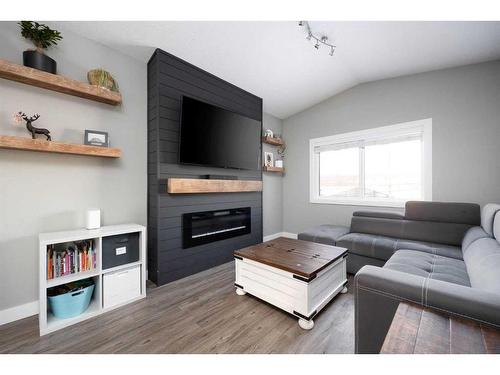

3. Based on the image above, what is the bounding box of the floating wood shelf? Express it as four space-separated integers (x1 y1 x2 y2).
262 136 284 146
167 178 263 194
0 59 122 106
263 166 284 173
0 135 121 158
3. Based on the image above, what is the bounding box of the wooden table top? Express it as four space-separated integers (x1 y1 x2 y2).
234 237 347 279
381 302 500 354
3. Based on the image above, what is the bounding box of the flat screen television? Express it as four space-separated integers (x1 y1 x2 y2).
179 96 262 170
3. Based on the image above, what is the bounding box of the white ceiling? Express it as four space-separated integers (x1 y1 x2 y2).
51 21 500 119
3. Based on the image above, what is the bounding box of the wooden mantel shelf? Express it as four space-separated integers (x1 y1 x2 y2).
0 135 121 158
0 59 122 106
167 178 262 194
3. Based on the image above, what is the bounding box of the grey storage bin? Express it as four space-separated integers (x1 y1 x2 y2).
102 232 140 269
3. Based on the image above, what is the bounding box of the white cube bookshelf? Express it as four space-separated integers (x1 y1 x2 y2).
39 224 146 336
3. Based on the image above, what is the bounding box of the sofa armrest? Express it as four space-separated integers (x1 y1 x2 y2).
354 266 500 353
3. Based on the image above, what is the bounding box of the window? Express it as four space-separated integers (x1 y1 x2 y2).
310 119 432 207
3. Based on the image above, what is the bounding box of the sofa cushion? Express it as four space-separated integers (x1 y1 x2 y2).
396 239 462 260
297 224 350 246
350 216 471 246
405 201 480 225
462 226 490 251
480 203 500 236
350 216 403 238
463 236 500 294
494 211 500 243
336 233 462 262
337 233 397 261
384 250 470 287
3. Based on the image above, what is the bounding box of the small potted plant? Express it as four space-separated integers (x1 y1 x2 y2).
276 142 286 168
19 21 63 74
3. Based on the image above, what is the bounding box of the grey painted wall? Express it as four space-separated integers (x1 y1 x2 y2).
262 113 283 236
282 60 500 234
0 22 147 310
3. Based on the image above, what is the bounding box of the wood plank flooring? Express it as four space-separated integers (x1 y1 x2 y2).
0 262 354 354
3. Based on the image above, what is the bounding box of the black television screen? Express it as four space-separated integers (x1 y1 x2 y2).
179 96 261 170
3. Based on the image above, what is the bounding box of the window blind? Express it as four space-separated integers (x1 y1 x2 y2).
313 131 422 153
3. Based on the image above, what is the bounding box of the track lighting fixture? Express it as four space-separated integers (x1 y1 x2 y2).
298 21 336 56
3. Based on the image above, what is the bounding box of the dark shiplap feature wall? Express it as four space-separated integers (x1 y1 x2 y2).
147 49 263 285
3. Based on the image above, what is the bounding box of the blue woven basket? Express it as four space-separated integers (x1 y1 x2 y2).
48 284 95 319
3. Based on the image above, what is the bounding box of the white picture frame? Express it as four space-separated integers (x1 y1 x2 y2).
264 152 274 167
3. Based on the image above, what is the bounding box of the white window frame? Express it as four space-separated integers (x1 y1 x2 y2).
309 119 432 208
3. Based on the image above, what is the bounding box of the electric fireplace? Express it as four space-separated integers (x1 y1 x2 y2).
182 207 251 249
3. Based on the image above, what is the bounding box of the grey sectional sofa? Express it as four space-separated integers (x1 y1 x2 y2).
298 201 480 274
298 201 500 353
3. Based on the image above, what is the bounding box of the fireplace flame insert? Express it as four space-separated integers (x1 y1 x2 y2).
182 207 251 249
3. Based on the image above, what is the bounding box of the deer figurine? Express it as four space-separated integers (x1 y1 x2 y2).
18 112 52 141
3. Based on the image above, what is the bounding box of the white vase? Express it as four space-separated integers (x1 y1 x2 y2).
275 160 283 168
86 209 101 229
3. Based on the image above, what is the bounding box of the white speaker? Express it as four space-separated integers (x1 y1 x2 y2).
86 209 101 229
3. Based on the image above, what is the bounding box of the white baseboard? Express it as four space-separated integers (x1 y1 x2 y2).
263 232 298 242
0 301 38 326
281 232 298 239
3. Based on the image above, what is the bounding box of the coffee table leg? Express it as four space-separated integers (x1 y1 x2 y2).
236 288 246 296
298 318 314 330
340 286 348 294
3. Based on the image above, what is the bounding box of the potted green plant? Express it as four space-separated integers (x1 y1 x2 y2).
19 21 62 74
276 142 286 168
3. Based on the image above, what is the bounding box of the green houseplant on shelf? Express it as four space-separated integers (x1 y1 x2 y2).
275 142 286 169
19 21 63 74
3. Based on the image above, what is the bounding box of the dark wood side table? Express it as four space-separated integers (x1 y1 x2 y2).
381 302 500 354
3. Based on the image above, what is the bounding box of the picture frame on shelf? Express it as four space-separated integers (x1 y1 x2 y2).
264 152 273 167
84 130 109 147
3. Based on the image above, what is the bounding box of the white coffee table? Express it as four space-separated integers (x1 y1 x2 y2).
234 237 348 329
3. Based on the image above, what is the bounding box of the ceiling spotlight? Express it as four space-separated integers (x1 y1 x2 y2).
298 21 336 57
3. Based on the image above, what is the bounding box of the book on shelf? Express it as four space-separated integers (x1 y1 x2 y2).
47 239 97 280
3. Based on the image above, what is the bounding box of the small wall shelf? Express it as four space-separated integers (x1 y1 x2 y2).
0 135 121 158
263 166 284 173
262 136 284 146
0 59 122 106
167 178 263 194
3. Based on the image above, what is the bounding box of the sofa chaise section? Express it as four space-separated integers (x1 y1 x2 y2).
297 224 350 246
